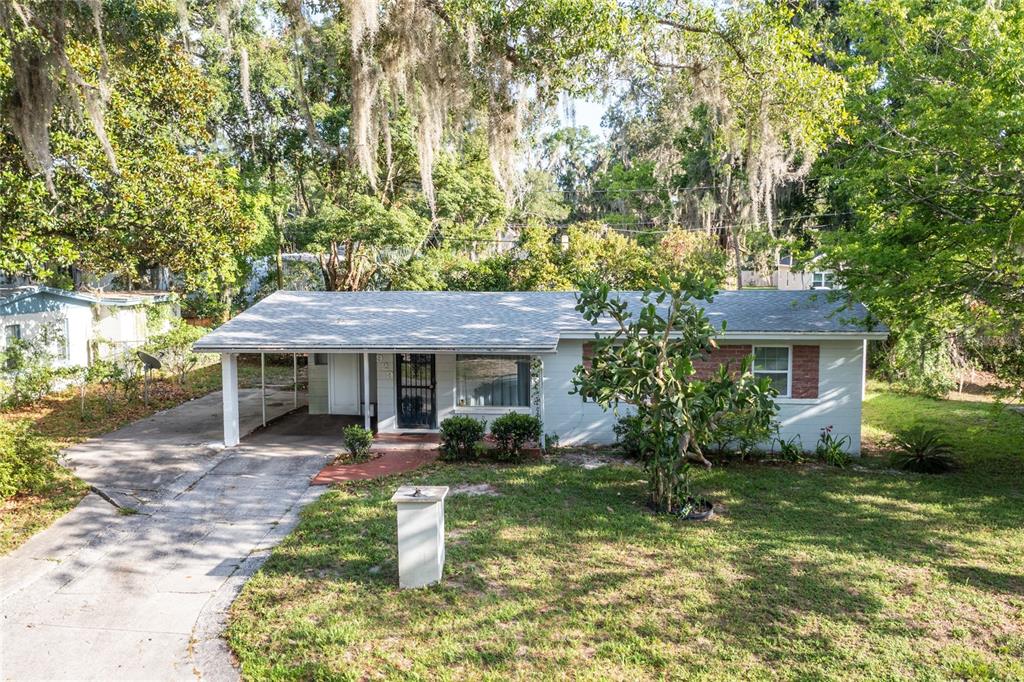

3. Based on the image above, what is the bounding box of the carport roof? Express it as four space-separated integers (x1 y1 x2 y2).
193 290 887 354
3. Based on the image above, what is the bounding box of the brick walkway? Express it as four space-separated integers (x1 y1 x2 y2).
311 433 440 485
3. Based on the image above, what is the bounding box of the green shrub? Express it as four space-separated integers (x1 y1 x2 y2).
613 414 647 459
439 416 486 461
489 413 542 462
775 434 806 463
875 325 957 397
815 426 851 468
144 319 207 385
181 290 228 321
0 420 61 500
342 425 374 461
890 425 957 473
0 329 65 408
712 408 777 460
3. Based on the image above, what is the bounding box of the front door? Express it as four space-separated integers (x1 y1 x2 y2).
396 353 436 429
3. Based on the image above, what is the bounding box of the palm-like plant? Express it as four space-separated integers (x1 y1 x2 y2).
890 426 957 473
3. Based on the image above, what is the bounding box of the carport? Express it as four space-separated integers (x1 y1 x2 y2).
216 351 373 447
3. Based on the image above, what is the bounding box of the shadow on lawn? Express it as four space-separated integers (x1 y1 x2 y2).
241 457 1022 675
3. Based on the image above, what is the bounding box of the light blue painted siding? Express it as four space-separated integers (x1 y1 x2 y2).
0 293 93 367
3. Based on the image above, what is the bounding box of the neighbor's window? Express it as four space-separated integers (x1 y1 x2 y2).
3 324 20 369
811 271 835 289
753 346 791 397
456 355 530 407
312 353 329 366
54 318 69 361
4 324 20 346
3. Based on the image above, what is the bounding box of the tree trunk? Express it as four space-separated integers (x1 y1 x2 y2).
275 240 284 291
732 224 743 290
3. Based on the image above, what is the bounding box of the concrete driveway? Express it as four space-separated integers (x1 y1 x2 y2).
0 389 340 681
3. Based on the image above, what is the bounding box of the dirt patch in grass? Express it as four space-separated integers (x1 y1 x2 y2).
451 483 500 496
553 448 639 470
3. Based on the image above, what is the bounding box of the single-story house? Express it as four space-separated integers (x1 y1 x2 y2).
195 290 887 454
0 285 174 368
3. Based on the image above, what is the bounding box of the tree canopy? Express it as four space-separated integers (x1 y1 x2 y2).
0 0 1019 394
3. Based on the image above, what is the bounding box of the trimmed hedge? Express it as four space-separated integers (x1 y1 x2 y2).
439 416 486 461
490 413 542 462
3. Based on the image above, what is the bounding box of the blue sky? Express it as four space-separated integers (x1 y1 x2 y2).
560 98 610 137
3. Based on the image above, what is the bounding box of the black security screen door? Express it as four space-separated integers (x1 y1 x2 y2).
396 353 436 429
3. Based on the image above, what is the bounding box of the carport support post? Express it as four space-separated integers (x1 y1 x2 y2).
293 353 298 407
363 352 371 431
260 352 266 427
221 353 240 448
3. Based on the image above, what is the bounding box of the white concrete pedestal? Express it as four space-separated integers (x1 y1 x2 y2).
391 485 449 589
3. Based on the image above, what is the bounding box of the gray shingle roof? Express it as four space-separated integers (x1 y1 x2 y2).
193 290 886 354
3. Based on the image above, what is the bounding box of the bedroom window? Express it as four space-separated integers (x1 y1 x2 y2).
752 346 791 397
456 355 530 407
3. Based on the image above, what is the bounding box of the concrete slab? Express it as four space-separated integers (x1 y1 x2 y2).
1 623 194 681
0 395 338 681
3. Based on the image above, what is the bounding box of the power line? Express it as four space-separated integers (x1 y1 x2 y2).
433 222 842 247
500 211 852 232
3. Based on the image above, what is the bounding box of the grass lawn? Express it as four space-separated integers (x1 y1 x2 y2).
0 357 298 554
229 388 1024 680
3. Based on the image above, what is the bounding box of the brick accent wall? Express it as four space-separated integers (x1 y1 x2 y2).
583 341 821 399
692 344 753 379
791 345 820 398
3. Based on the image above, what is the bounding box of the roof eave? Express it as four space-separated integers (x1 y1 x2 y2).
558 330 889 341
193 344 560 355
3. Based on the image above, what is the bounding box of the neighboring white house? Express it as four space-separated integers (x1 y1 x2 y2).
776 254 839 290
0 286 175 368
741 254 839 290
195 290 887 454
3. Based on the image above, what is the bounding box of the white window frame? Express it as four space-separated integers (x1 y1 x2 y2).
55 317 70 361
455 354 531 408
752 345 792 398
811 271 835 289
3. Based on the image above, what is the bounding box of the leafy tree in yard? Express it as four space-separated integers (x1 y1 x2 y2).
817 0 1024 399
656 229 730 288
0 0 258 291
552 222 657 290
573 275 777 513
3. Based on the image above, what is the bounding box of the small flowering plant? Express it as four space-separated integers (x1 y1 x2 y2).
815 425 851 467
